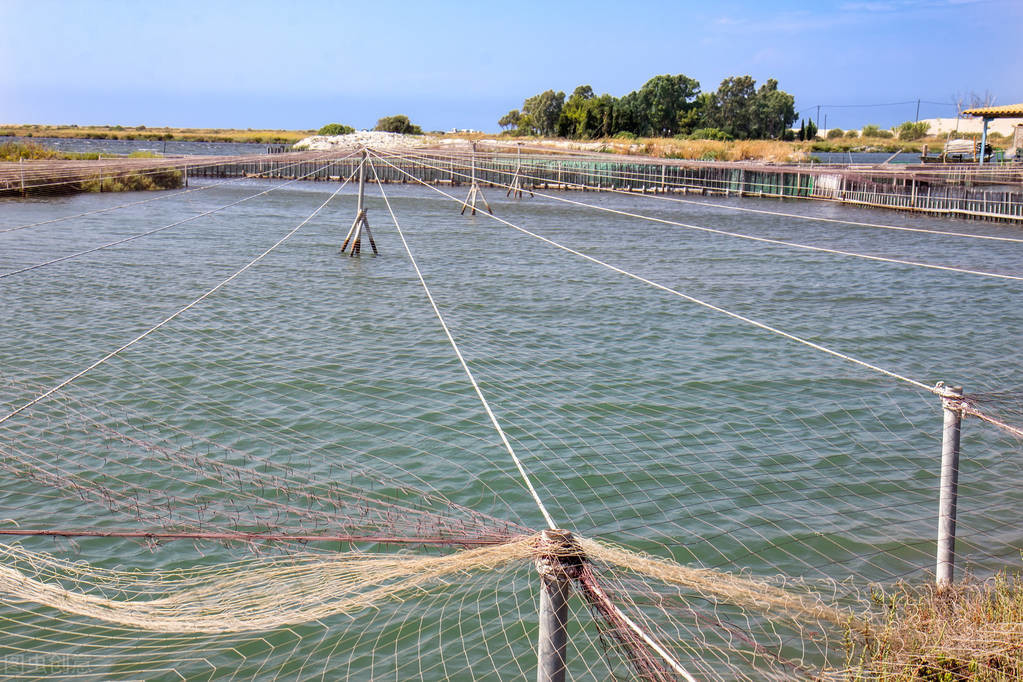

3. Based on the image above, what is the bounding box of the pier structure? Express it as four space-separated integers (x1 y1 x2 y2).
2 146 1022 222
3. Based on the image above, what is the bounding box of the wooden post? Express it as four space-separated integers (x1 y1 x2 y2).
20 158 25 196
507 144 532 198
936 382 964 592
183 164 188 188
341 150 378 257
536 529 576 682
462 141 492 215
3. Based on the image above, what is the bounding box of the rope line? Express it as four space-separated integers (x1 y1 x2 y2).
0 167 358 428
400 151 1023 282
426 150 1023 244
0 153 356 280
0 528 505 546
365 153 559 532
371 149 937 396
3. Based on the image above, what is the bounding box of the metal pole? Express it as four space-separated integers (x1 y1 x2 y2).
471 141 477 185
536 529 573 682
537 572 570 682
915 98 921 123
357 149 367 213
936 383 964 591
979 118 989 167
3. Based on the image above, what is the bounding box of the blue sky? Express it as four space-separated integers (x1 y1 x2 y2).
1 0 1019 132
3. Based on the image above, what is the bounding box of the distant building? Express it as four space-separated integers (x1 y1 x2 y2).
448 128 482 134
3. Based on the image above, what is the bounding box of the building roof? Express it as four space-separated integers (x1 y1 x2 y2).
962 103 1023 118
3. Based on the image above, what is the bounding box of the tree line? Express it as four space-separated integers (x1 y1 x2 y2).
499 74 798 141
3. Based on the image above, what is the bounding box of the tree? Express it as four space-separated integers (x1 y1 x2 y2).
707 75 757 139
751 79 795 139
636 74 701 136
805 118 818 140
522 90 565 136
498 109 522 130
612 90 643 136
558 85 594 138
707 76 795 139
317 123 355 136
374 115 423 135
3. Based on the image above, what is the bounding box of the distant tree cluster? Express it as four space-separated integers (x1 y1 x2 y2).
500 74 797 140
374 115 423 135
317 123 355 136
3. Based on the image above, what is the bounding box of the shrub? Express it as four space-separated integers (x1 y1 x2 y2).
687 127 733 141
897 120 930 141
317 123 355 136
861 124 894 139
373 115 423 135
845 129 859 138
826 128 844 139
613 131 637 140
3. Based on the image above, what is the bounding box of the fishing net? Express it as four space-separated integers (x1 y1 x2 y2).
0 147 1021 679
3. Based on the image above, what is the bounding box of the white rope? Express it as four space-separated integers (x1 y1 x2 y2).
0 167 358 428
365 152 559 532
0 153 356 279
371 149 937 396
400 151 1023 282
433 149 1023 245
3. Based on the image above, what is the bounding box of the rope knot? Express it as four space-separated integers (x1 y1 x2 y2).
934 381 968 417
533 529 584 581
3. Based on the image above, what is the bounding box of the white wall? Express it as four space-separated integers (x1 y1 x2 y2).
920 117 1023 136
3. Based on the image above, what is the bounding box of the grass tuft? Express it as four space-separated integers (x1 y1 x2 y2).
835 573 1023 681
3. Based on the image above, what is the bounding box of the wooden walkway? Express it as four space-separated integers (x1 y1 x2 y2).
3 146 1022 223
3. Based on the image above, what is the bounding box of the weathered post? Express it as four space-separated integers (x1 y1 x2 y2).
341 149 377 256
935 382 964 591
462 141 492 215
535 529 578 682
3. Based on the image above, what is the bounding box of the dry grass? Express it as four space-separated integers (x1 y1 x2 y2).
833 573 1023 681
639 138 804 162
0 124 311 144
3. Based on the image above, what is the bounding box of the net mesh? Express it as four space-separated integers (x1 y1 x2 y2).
0 147 1020 679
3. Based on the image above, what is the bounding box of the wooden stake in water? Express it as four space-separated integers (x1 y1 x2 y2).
936 382 964 591
341 150 378 257
536 529 575 682
462 141 492 216
507 143 533 199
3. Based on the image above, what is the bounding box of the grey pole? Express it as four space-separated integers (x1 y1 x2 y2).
356 149 366 214
536 529 575 682
936 382 964 591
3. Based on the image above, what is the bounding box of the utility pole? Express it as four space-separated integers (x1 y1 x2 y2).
915 99 921 123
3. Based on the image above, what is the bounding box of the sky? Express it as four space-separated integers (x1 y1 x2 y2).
1 0 1020 132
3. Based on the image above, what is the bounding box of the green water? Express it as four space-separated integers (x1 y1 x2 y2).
1 179 1021 679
